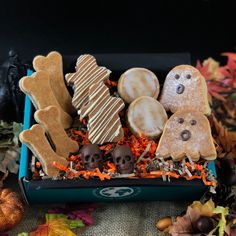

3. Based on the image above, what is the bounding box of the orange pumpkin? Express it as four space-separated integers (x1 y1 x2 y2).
0 188 24 232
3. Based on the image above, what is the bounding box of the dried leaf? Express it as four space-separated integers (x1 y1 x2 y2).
209 206 229 236
169 206 201 236
0 147 19 174
196 60 211 81
213 116 236 155
191 199 215 217
29 217 76 236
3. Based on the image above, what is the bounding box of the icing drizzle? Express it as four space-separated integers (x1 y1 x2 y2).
80 82 125 144
65 55 111 109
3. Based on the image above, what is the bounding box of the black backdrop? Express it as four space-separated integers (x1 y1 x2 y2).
0 0 235 62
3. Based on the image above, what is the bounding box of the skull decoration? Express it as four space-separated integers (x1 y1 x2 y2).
112 145 135 174
79 144 103 171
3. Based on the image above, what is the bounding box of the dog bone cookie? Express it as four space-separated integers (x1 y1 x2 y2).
127 96 168 138
65 54 111 109
156 109 217 161
19 124 68 177
159 65 211 115
34 106 79 158
80 82 125 144
118 68 160 103
19 71 72 129
33 51 75 115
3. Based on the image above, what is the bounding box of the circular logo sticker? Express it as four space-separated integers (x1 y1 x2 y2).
93 187 141 199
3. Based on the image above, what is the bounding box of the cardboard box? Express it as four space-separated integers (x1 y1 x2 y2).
18 53 216 204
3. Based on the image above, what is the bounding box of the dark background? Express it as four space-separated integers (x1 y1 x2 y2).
0 0 235 63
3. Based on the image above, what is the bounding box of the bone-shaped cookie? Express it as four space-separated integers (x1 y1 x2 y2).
34 106 79 158
156 109 217 161
65 54 111 109
19 124 68 177
19 71 72 129
33 51 75 115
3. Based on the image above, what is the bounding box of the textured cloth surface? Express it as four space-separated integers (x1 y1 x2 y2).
6 175 188 236
8 201 188 236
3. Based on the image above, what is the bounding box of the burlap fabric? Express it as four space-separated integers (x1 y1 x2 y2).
5 175 188 236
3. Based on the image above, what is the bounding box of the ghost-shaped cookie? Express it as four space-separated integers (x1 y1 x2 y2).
159 65 211 115
156 110 216 161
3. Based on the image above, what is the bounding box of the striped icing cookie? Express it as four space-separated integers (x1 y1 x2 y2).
65 54 111 109
80 82 125 144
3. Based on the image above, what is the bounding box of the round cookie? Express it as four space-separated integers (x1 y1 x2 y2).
127 96 168 138
118 68 160 104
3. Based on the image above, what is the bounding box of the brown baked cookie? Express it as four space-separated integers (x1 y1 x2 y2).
80 82 125 144
34 106 79 158
33 51 75 115
19 71 72 129
118 68 160 103
127 96 168 138
159 65 211 115
65 54 111 109
19 124 68 177
156 109 217 161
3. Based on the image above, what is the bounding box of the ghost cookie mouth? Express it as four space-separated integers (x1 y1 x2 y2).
180 129 191 141
176 84 185 94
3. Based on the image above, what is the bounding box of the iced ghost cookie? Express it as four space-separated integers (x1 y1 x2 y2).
80 82 125 144
127 96 168 138
33 51 75 115
159 65 211 115
118 68 160 103
156 109 217 161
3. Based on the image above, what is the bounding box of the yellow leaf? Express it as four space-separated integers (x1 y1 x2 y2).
191 199 215 217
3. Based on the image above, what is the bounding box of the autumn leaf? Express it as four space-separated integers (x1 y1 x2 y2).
191 199 215 217
168 205 201 236
196 60 212 80
212 115 236 155
209 206 229 236
29 217 77 236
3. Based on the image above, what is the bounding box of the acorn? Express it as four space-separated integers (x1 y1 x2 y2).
156 216 173 231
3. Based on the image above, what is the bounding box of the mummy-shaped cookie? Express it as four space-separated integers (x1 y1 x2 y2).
19 71 72 129
156 110 217 161
33 51 75 115
80 82 125 144
34 106 79 158
19 124 68 177
65 54 111 109
159 65 211 115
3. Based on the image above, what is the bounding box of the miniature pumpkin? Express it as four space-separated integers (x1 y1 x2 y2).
0 188 24 231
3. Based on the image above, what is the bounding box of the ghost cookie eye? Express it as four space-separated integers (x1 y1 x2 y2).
178 118 184 124
190 120 197 125
84 155 90 162
174 74 180 79
186 74 191 79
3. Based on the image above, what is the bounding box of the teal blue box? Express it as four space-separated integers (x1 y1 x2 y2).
18 54 216 204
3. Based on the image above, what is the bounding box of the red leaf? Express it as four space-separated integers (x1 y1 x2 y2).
196 60 212 80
